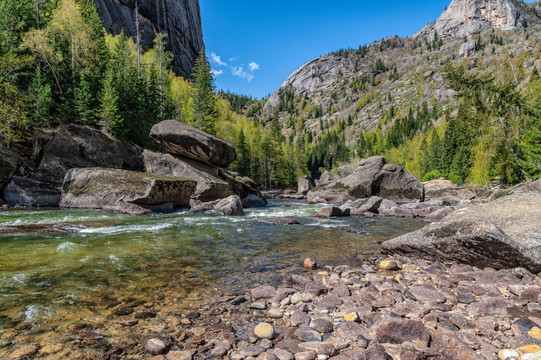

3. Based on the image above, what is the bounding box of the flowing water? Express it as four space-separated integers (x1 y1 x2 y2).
0 200 423 356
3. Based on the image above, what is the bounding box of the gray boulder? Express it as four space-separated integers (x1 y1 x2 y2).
143 149 234 203
382 180 541 273
314 207 350 218
150 120 236 168
60 168 196 214
297 176 313 195
242 194 266 208
307 190 354 205
340 196 383 215
0 147 23 192
316 171 341 187
4 177 62 206
190 195 244 216
325 156 424 203
38 124 143 182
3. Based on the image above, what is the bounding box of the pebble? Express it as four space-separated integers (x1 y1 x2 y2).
9 345 39 360
254 323 275 339
304 258 317 270
144 338 167 355
165 350 193 360
268 308 283 318
294 350 317 360
379 260 401 271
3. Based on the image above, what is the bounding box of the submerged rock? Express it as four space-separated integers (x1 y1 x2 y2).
242 194 266 208
382 180 541 273
150 120 236 168
60 168 196 214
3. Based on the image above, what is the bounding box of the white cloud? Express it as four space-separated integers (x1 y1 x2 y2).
232 66 254 82
211 69 224 76
249 62 260 71
210 52 227 67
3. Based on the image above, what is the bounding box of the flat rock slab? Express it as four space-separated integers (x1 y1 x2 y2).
382 181 541 273
60 168 196 212
150 120 236 168
4 176 62 206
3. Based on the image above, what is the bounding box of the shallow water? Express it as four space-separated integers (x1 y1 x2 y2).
0 200 423 353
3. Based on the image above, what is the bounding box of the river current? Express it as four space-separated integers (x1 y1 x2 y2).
0 200 423 355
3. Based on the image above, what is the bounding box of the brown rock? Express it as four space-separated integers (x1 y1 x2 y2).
376 319 430 347
313 206 350 218
303 258 317 270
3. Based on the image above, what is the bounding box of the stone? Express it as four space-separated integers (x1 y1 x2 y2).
298 176 313 195
365 342 392 360
430 327 484 360
291 311 311 327
240 346 266 357
408 286 446 303
383 183 541 272
311 319 333 333
324 157 424 203
498 349 520 360
379 260 401 271
4 176 62 206
258 353 279 360
143 149 233 203
294 327 323 342
0 147 22 191
250 302 267 310
150 120 236 168
340 196 383 215
254 323 275 340
60 168 196 213
294 350 317 360
267 217 302 225
166 350 193 360
468 297 512 317
376 319 430 347
306 190 354 205
313 207 350 218
95 0 203 78
9 345 39 360
251 286 277 300
144 338 167 355
269 348 295 360
308 197 328 205
423 206 456 223
511 319 540 335
304 258 317 270
38 124 143 182
190 195 244 216
268 308 283 318
334 322 369 344
243 194 266 208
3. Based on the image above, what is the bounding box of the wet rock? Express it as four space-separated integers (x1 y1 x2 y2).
60 168 196 213
254 323 275 339
304 258 317 270
251 286 277 300
190 195 244 216
313 207 350 218
376 319 430 347
294 327 322 342
267 217 301 225
144 338 167 355
8 345 39 360
243 194 266 208
150 120 236 168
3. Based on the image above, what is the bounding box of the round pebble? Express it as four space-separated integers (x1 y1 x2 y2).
254 323 275 339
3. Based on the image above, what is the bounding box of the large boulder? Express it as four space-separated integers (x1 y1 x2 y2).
4 176 62 206
60 168 196 213
307 190 354 205
382 180 541 273
190 195 244 216
340 196 383 215
315 170 341 187
38 124 143 182
297 176 313 195
219 169 263 200
325 157 424 203
143 149 234 203
0 148 23 192
150 120 236 168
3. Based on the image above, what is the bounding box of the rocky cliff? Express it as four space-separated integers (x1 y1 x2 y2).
94 0 204 78
417 0 522 39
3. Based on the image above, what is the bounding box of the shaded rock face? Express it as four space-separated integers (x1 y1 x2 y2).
297 176 313 195
143 149 233 203
325 157 424 203
418 0 520 39
0 148 22 193
60 168 197 213
382 180 541 273
150 120 236 168
94 0 203 78
38 124 144 182
4 177 61 206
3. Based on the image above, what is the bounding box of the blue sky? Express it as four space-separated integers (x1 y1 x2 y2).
199 1 534 99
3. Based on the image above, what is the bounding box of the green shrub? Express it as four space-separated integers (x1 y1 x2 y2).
421 170 441 182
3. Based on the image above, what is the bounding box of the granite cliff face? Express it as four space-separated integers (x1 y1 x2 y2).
416 0 521 39
94 0 204 78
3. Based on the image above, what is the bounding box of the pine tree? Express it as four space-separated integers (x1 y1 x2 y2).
98 69 121 134
28 65 53 124
0 0 34 55
191 47 219 135
75 71 93 124
236 128 251 176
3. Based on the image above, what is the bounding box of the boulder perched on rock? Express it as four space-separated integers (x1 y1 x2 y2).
150 120 236 168
190 195 244 216
325 156 424 203
143 149 234 202
219 169 262 201
60 168 196 214
382 180 541 273
297 176 313 195
4 176 62 206
38 124 143 182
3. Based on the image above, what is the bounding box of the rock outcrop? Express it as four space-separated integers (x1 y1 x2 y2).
4 177 62 207
323 156 424 203
150 120 237 168
382 179 541 273
94 0 204 78
417 0 521 39
60 168 196 214
297 176 313 195
143 149 234 203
